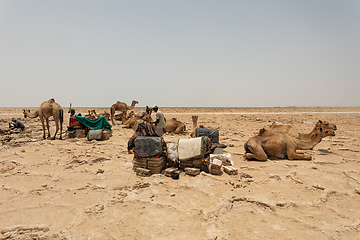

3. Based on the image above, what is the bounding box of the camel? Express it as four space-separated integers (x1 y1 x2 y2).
264 120 337 140
122 112 153 129
23 98 64 140
165 118 186 134
190 115 205 138
244 126 336 161
110 100 138 125
88 109 110 121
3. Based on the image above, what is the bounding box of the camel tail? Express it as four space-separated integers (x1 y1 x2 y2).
59 108 64 124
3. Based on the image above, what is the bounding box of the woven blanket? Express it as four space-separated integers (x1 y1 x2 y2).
178 137 204 161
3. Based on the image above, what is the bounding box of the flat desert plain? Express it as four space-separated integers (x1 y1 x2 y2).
0 107 360 240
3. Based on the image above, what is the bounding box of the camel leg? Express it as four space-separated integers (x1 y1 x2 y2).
51 118 59 140
286 143 312 160
59 119 63 140
244 140 268 161
175 125 184 134
121 111 127 124
40 116 46 139
111 114 115 126
45 118 52 139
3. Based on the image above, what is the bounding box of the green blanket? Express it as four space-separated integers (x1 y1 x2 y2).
75 116 111 130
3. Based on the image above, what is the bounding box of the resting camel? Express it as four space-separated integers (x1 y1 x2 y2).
122 112 153 129
23 99 64 140
165 118 186 134
264 120 337 140
244 127 336 161
88 109 110 121
110 100 138 125
190 115 205 138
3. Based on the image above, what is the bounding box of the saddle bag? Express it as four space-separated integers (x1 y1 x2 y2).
88 129 103 141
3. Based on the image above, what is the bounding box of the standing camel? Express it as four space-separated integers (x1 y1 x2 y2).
110 100 138 125
23 99 64 140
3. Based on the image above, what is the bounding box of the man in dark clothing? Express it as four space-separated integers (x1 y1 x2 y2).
9 118 25 131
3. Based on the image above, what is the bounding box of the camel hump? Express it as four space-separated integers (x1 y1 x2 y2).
48 98 56 103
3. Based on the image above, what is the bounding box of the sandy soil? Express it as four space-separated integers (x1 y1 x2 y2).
1 107 360 239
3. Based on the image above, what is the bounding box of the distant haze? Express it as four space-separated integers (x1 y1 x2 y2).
1 1 359 107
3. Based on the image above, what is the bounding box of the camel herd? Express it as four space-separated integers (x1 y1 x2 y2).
22 99 337 161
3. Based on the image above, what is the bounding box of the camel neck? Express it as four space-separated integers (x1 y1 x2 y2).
293 130 323 150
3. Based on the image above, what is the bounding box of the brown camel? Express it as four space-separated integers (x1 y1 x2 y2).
190 115 205 138
23 99 64 140
110 100 138 125
165 118 186 134
264 120 337 140
88 109 110 121
122 112 153 129
244 126 336 161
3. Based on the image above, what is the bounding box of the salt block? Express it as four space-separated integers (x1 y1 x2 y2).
209 168 221 175
135 167 151 176
185 167 200 176
223 166 238 175
210 159 222 170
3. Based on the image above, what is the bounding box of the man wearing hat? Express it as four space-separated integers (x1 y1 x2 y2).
152 105 166 137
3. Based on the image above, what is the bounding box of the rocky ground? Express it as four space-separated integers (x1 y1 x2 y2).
0 107 360 239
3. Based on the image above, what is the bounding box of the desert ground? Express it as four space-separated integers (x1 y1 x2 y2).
1 106 360 240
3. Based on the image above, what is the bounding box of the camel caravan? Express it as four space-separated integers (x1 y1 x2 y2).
17 98 337 178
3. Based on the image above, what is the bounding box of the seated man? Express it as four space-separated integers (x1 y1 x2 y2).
68 109 84 131
152 105 166 137
9 118 25 131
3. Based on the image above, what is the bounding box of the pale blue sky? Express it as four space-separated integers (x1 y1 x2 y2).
1 0 359 107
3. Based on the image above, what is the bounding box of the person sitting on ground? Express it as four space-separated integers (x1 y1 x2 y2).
68 109 84 131
9 118 25 131
152 105 166 137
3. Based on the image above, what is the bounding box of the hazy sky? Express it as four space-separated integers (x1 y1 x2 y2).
1 0 359 107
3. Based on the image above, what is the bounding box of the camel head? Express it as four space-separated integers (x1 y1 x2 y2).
192 115 198 122
131 100 139 107
23 109 30 118
316 120 337 131
320 127 336 138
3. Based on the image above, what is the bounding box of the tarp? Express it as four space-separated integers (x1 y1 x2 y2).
75 116 111 130
134 136 164 158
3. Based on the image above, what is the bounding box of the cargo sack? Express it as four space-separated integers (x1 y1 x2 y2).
195 128 219 144
178 137 205 161
88 129 103 141
134 136 164 158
